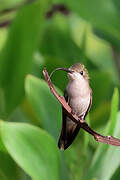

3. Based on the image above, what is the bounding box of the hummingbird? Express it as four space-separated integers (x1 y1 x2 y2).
58 63 92 150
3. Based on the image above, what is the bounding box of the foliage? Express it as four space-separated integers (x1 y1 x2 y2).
0 0 120 180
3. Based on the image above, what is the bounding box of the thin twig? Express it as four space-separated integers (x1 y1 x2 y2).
43 68 120 146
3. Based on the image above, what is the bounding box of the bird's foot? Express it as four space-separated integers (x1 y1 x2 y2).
78 115 85 123
71 109 76 116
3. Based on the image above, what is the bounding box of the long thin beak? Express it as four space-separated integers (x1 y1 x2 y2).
49 67 73 78
58 67 73 73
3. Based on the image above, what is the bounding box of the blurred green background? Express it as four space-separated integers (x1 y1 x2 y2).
0 0 120 180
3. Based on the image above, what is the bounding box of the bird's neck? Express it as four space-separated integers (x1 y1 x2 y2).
67 78 90 97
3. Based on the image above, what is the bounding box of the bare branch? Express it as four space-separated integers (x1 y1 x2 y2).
43 68 120 146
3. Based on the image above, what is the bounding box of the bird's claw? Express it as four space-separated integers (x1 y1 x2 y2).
71 109 76 115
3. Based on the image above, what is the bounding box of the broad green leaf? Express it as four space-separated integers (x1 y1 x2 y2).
99 112 120 180
0 29 7 51
25 75 62 139
90 101 110 129
85 112 120 180
64 147 83 180
0 0 25 11
111 166 120 180
0 151 20 180
0 137 7 153
94 0 120 50
69 15 117 82
52 0 120 51
90 71 111 110
92 88 119 160
40 14 85 64
106 88 119 134
0 0 49 116
0 121 60 180
85 88 119 180
25 75 70 180
85 30 117 83
57 0 120 41
83 115 90 154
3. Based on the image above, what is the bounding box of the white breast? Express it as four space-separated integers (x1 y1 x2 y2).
66 78 91 117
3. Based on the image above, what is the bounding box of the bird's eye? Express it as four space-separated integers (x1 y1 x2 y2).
80 71 83 75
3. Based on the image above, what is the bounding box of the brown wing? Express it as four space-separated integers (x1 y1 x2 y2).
84 89 92 119
58 90 81 150
58 89 92 150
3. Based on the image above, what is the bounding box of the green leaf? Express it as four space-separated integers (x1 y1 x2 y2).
40 14 84 64
85 88 120 180
25 75 62 139
90 71 111 109
0 29 7 51
106 88 119 134
93 88 119 157
0 0 25 11
0 137 7 153
0 0 49 116
0 151 20 180
85 112 120 180
85 30 117 82
92 88 119 158
83 115 90 154
90 71 111 128
25 75 70 180
60 0 120 41
0 121 60 180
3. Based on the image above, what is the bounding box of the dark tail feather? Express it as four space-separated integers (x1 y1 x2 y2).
58 125 81 150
